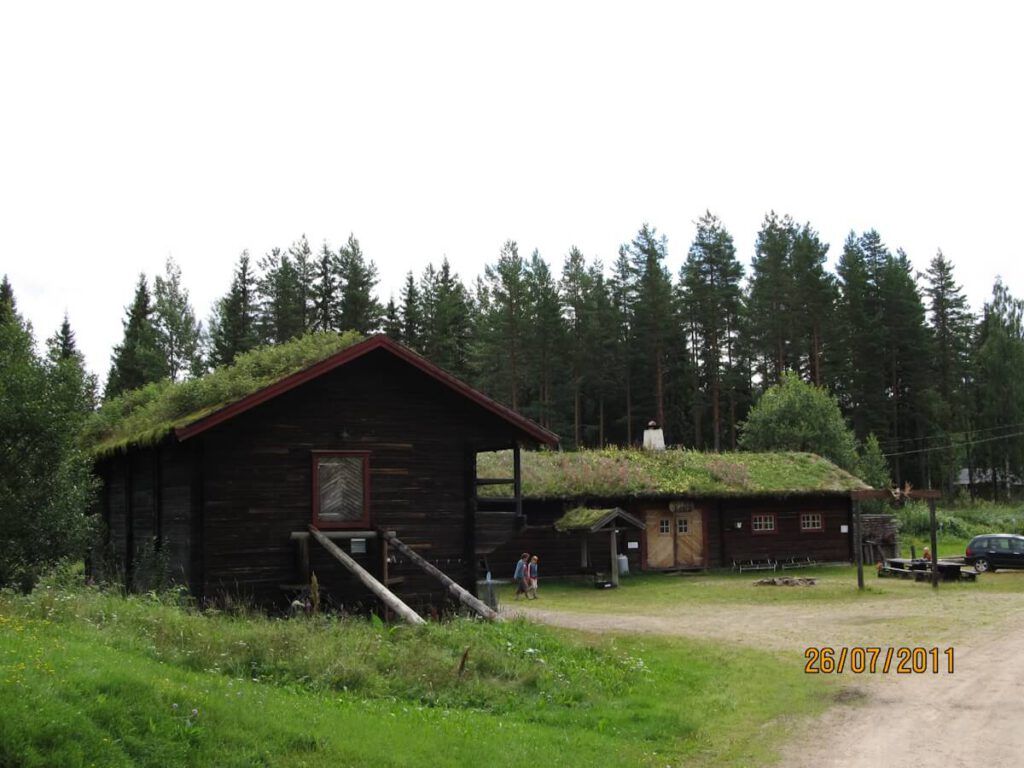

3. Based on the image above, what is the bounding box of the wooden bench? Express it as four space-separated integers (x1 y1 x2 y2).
780 556 817 570
733 558 776 573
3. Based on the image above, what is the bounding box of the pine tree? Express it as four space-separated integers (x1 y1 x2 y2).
681 212 744 451
609 248 637 444
524 249 566 431
208 252 259 368
476 240 528 408
582 262 619 446
623 223 676 433
789 224 835 386
153 256 203 381
337 234 382 334
560 246 590 446
747 212 798 384
105 274 168 398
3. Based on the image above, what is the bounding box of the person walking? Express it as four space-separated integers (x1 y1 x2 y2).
513 553 530 599
527 555 539 599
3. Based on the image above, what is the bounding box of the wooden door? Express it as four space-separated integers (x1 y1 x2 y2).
674 510 704 567
646 511 675 568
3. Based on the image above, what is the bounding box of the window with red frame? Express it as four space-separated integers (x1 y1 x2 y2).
751 513 776 534
800 512 823 532
313 452 369 528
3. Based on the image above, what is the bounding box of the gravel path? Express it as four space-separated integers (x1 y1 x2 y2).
504 592 1024 767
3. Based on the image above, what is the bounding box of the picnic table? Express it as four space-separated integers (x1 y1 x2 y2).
877 557 977 582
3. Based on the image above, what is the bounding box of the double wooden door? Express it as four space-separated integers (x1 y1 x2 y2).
646 508 704 568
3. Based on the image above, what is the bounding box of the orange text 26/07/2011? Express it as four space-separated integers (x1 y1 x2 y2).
804 646 954 674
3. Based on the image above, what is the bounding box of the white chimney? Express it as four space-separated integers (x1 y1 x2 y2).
642 420 665 451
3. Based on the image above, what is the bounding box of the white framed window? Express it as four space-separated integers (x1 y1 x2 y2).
751 513 776 534
800 512 823 532
677 517 689 534
659 518 671 534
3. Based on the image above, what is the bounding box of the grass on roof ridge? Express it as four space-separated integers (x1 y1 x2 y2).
478 446 870 498
82 331 364 457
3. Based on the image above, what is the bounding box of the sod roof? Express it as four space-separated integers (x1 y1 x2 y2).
477 447 871 499
553 507 646 532
82 331 365 456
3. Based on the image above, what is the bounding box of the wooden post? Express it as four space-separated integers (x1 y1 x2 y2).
580 536 589 568
309 526 425 625
381 531 499 621
853 499 864 591
610 529 619 587
513 442 523 522
929 498 939 589
298 536 310 583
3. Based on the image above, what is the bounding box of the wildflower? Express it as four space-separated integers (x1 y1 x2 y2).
191 708 199 717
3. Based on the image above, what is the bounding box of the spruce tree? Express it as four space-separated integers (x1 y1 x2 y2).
421 258 472 376
609 248 637 444
748 212 796 384
257 247 306 344
476 240 528 409
105 274 168 398
383 296 402 340
287 235 316 332
789 224 835 386
337 234 382 334
310 242 339 332
46 313 98 419
208 252 259 368
399 271 423 349
560 246 590 446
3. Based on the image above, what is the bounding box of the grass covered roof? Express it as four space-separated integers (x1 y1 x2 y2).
478 447 871 499
553 507 645 532
82 331 363 456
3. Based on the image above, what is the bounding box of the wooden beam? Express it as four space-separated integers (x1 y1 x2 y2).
308 526 424 625
297 536 310 583
850 489 942 501
853 499 864 590
381 531 499 621
290 530 378 540
513 443 523 521
610 529 619 587
474 478 515 486
929 498 939 589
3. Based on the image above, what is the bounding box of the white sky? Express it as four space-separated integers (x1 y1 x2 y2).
2 1 1022 377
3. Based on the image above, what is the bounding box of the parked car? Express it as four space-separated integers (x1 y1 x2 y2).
965 534 1024 572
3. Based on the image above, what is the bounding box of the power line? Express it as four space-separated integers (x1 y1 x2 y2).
876 420 1024 449
882 429 1024 458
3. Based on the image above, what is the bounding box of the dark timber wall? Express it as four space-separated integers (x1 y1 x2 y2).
494 494 852 575
99 348 533 610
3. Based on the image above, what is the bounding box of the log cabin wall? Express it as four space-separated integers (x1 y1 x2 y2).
192 349 530 608
488 499 644 578
717 495 851 565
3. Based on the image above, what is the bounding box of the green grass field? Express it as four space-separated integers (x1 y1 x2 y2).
0 577 835 768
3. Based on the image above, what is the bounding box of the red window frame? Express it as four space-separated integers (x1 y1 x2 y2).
311 451 371 529
800 512 824 532
751 513 777 535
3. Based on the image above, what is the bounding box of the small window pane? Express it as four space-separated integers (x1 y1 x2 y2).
659 519 671 534
801 513 823 531
677 517 689 534
318 456 364 522
752 514 775 532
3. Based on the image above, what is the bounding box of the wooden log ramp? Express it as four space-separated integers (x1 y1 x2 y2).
308 526 425 625
380 530 500 622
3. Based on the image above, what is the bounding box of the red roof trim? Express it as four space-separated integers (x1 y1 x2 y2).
173 335 559 446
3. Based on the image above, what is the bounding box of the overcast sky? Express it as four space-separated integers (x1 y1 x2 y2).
2 2 1022 377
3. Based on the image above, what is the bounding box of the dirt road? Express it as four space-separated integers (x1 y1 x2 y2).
506 601 1024 767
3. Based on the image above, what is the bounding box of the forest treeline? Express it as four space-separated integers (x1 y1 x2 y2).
22 211 1024 495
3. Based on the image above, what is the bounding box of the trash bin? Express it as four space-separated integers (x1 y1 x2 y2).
617 554 629 576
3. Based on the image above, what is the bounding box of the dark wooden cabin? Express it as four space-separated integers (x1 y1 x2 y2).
483 449 872 576
91 335 558 610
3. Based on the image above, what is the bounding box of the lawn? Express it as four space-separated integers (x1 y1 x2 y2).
0 576 836 768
